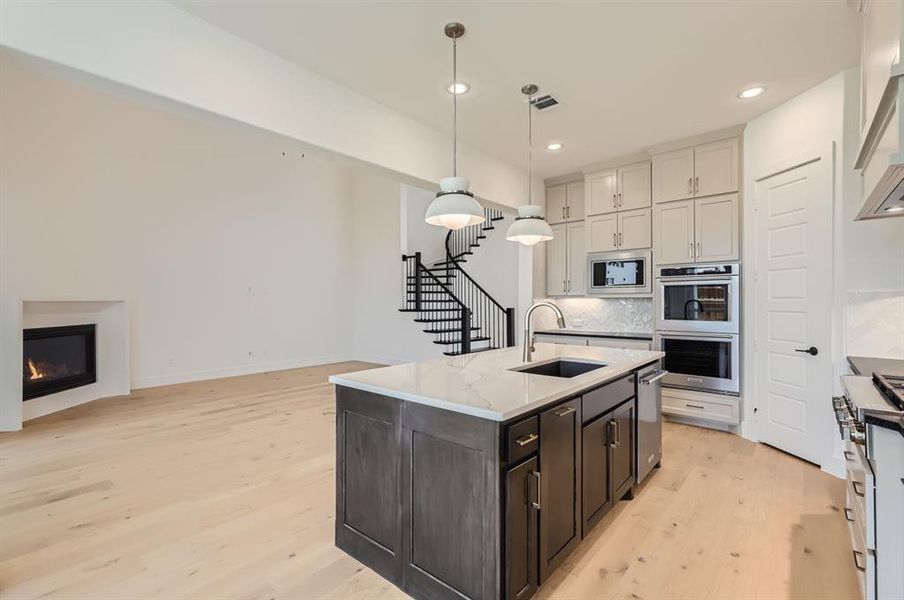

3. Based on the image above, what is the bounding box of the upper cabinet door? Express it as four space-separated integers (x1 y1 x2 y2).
617 208 652 250
567 222 586 295
547 184 567 225
546 223 568 296
617 162 652 211
653 199 695 265
693 138 739 197
565 181 585 222
585 170 618 216
694 193 739 262
586 214 618 253
652 148 694 204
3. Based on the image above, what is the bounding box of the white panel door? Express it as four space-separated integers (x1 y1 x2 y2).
653 199 695 265
652 148 694 203
694 193 739 262
565 180 585 222
618 161 652 211
547 184 567 225
617 208 652 250
586 213 618 252
754 156 833 465
586 170 618 216
694 138 739 197
546 223 567 296
567 222 586 295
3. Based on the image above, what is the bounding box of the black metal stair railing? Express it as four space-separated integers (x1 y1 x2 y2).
400 207 515 356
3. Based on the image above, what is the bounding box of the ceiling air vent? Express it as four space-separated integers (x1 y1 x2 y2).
530 94 560 112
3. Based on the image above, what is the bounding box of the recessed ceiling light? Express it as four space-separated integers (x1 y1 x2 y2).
738 86 765 99
546 141 564 152
885 206 904 213
447 81 470 95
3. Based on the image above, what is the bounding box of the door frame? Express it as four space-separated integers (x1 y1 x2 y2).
742 142 840 473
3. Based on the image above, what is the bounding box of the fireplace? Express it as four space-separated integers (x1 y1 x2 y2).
23 324 97 401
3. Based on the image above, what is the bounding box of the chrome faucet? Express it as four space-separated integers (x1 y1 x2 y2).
523 301 566 362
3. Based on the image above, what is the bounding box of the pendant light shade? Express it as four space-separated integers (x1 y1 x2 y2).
425 176 485 230
507 83 554 246
506 205 554 246
426 23 485 230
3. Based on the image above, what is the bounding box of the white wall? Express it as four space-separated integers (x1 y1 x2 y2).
0 51 359 428
402 186 449 264
0 1 536 210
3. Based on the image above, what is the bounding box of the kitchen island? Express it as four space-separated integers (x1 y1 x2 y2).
329 343 664 600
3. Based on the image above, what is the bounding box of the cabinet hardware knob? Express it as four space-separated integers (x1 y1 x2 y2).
554 406 576 417
844 507 855 523
852 480 866 497
843 450 855 461
515 433 539 446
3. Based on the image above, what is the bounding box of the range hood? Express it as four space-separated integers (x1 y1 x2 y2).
855 63 904 220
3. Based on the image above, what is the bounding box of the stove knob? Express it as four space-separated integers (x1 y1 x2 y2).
832 396 846 410
850 429 865 444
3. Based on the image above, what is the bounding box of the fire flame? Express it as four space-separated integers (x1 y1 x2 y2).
27 358 45 381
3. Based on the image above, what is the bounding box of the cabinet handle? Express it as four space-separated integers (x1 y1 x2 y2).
562 279 566 293
852 550 866 573
554 405 576 417
618 232 623 246
686 403 706 409
844 450 855 462
695 176 699 193
696 241 701 257
852 480 865 497
613 193 617 208
688 242 693 258
618 192 622 207
531 471 541 510
844 507 855 523
688 178 693 194
515 432 539 447
608 419 618 448
567 206 570 219
613 232 617 247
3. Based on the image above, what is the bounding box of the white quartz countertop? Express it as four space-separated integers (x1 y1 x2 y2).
329 343 664 421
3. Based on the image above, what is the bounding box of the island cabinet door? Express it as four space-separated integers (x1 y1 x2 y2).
609 400 636 501
581 415 612 535
538 398 582 583
505 457 538 600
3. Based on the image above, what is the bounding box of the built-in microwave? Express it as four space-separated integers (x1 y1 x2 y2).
586 250 652 297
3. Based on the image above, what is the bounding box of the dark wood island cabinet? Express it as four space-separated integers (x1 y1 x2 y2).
334 357 655 600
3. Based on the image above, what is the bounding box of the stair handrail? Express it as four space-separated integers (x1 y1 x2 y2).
402 252 472 354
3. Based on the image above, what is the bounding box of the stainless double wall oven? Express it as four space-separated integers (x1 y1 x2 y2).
654 263 740 395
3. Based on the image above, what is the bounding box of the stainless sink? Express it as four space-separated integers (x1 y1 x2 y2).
510 359 607 378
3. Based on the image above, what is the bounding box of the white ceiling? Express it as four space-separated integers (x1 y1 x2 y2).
170 1 861 178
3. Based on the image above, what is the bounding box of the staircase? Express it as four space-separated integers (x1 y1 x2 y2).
401 207 516 356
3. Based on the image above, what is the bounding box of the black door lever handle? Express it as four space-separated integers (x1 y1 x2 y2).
795 346 818 356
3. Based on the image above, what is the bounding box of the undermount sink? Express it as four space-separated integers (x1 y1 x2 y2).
511 359 607 378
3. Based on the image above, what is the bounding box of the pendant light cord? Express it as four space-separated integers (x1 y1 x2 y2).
527 90 532 206
452 37 458 177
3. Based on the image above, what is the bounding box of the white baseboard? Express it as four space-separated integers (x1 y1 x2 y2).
131 354 355 389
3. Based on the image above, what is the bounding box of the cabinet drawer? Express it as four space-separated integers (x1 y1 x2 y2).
582 374 634 423
662 391 739 425
506 416 539 464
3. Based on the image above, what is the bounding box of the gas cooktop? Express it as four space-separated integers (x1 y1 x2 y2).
873 373 904 412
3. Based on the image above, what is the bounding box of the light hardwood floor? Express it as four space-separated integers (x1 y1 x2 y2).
1 362 859 600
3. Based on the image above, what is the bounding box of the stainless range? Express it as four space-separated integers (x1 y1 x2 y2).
835 364 904 600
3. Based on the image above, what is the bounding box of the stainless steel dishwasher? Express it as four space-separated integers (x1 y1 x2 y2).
636 363 667 483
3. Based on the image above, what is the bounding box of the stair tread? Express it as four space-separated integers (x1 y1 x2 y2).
434 336 490 345
443 346 499 356
413 317 462 323
424 326 481 333
399 308 462 313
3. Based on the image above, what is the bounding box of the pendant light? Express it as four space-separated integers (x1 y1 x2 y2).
425 23 485 231
506 84 554 246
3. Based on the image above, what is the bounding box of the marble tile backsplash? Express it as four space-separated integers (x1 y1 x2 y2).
532 297 653 333
846 291 904 359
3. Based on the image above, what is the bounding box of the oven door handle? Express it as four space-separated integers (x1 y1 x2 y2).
657 333 737 342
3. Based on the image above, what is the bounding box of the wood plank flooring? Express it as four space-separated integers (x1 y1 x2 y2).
0 362 858 599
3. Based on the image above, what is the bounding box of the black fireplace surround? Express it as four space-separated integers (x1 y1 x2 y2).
23 324 97 401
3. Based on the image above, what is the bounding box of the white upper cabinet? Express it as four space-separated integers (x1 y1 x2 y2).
546 223 568 295
618 208 652 250
694 138 739 197
695 193 739 262
653 199 695 265
565 180 585 222
586 213 618 252
586 169 619 216
653 137 740 203
546 184 567 225
567 222 586 296
652 148 695 203
618 161 652 211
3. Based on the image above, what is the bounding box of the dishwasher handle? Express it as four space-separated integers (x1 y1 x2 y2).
640 370 668 385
